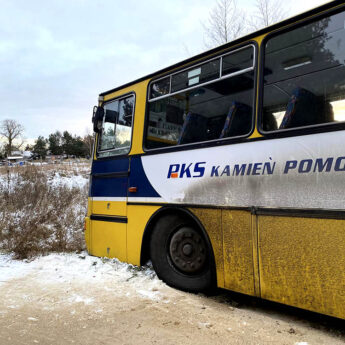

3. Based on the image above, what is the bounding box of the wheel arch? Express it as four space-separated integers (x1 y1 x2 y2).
140 206 216 274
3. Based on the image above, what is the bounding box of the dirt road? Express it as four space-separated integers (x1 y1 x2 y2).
0 253 344 345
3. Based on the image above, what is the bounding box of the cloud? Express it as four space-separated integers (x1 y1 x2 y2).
0 0 330 139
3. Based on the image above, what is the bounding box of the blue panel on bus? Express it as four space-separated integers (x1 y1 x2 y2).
90 176 128 197
91 158 129 174
90 158 129 198
89 157 159 199
128 156 161 198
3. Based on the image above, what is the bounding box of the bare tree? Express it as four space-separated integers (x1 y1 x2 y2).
203 0 246 49
83 128 94 159
0 119 25 157
248 0 288 31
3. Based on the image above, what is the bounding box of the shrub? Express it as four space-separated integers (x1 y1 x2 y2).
0 164 89 259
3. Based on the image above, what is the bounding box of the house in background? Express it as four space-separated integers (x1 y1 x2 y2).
23 151 33 160
6 150 33 165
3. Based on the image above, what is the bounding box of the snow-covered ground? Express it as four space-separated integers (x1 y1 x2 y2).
48 172 89 190
0 165 89 190
0 252 163 302
0 252 344 345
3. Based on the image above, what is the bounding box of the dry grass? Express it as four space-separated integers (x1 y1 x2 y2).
0 160 90 175
0 163 90 259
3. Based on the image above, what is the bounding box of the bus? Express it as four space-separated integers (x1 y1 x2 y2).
85 0 345 320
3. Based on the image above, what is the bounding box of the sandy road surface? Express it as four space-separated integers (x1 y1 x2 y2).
0 253 344 345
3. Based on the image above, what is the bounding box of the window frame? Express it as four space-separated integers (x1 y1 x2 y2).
143 42 258 153
258 5 345 139
148 44 256 102
96 92 136 159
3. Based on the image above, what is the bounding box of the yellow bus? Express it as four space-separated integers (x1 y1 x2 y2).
85 0 345 320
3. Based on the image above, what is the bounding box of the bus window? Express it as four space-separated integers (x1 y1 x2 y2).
150 77 170 99
98 95 134 158
98 100 118 152
145 46 255 149
222 46 253 75
262 11 345 131
171 58 220 92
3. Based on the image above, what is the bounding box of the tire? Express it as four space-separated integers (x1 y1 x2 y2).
150 214 216 292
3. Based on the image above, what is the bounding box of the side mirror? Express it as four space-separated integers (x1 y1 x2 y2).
92 106 104 133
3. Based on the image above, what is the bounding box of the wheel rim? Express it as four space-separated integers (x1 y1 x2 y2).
169 226 207 274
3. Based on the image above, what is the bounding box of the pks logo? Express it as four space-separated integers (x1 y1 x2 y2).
167 162 206 179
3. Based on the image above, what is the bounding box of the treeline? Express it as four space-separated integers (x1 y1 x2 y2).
30 131 94 159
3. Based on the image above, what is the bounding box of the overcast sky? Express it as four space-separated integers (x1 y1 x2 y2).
0 0 330 142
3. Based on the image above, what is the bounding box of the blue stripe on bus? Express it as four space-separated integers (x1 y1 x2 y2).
90 177 128 197
91 158 129 174
128 156 161 198
89 156 160 198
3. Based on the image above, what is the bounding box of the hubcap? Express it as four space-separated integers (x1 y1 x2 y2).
169 227 207 274
182 244 193 256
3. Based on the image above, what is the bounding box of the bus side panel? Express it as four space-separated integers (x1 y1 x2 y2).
127 204 161 266
84 198 93 252
84 216 91 252
222 210 256 296
189 208 225 289
90 220 127 262
258 215 345 319
92 200 127 216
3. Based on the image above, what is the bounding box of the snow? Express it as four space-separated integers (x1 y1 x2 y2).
0 252 341 345
0 171 89 190
0 253 31 283
48 172 88 189
0 252 165 303
137 289 161 301
27 317 38 321
68 294 94 305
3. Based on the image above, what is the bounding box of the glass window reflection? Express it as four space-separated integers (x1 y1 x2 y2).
263 11 345 131
98 95 134 157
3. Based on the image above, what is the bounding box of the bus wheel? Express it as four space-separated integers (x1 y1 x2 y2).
150 214 215 292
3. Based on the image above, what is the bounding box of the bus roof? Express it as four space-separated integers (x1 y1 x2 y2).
99 0 341 98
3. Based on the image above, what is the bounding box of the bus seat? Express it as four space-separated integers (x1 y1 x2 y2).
279 88 319 129
219 101 252 138
178 112 208 145
206 115 227 140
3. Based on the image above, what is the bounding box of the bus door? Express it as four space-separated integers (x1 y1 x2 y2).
89 94 135 262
